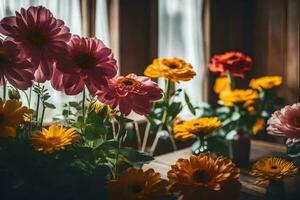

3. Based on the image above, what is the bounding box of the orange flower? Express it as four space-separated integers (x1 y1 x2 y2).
144 58 196 82
219 89 258 107
209 52 252 78
252 118 265 135
168 153 240 200
249 76 282 90
173 117 222 141
0 99 31 137
213 76 231 94
107 168 169 200
250 157 298 185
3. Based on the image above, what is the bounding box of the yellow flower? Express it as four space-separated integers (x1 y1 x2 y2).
173 117 222 141
144 58 196 82
0 99 31 137
31 124 79 154
250 157 298 185
219 89 258 107
249 76 282 90
168 153 240 195
214 76 231 94
107 168 169 200
252 118 265 135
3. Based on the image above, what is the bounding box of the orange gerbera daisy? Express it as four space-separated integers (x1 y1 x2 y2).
107 168 169 200
0 99 31 137
144 58 196 82
168 153 241 200
214 76 231 94
173 117 222 141
249 76 282 90
31 124 79 154
250 157 298 185
219 89 258 107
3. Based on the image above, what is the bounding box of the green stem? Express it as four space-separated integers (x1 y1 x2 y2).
2 78 6 101
36 94 40 124
164 79 171 103
29 87 32 108
40 105 46 129
150 79 177 155
82 88 86 118
226 71 235 90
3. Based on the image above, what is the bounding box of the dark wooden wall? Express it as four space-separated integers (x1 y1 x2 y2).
108 0 158 76
208 0 300 104
252 0 300 104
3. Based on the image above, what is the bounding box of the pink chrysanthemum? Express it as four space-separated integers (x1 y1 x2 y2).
267 103 300 144
0 39 34 90
0 6 71 82
97 74 163 116
51 35 117 95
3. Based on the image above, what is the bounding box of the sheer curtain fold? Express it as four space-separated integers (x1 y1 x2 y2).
0 0 110 123
159 0 205 117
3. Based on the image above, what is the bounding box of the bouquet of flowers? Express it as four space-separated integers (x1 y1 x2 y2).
0 6 244 200
0 6 163 200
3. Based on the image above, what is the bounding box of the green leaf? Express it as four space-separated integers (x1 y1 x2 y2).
115 115 133 123
44 102 56 109
184 91 196 115
231 112 241 121
119 147 154 164
97 140 119 150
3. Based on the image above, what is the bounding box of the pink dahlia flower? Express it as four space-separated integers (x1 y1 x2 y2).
51 35 117 95
267 103 300 144
0 39 34 90
97 74 163 116
0 6 71 82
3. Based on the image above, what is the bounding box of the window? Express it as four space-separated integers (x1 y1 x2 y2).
159 0 205 117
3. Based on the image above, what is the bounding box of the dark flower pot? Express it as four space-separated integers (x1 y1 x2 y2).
228 132 251 167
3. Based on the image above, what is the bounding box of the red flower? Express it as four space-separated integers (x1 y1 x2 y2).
0 6 71 82
97 74 163 116
0 39 34 90
51 35 117 95
209 52 252 78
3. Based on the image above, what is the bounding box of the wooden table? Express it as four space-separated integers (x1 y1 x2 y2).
144 140 286 200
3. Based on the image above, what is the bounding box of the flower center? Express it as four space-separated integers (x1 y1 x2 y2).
271 166 278 170
168 63 179 69
26 30 46 47
0 49 9 67
193 123 200 126
74 54 95 69
131 183 143 193
193 170 209 182
117 78 138 87
294 117 300 126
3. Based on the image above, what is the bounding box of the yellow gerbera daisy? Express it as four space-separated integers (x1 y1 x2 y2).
144 58 196 82
173 117 222 141
107 168 169 200
213 76 231 94
250 157 298 185
252 118 265 135
168 153 240 195
249 76 282 90
0 99 31 137
219 89 258 107
31 124 79 154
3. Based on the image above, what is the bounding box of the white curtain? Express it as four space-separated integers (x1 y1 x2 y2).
0 0 110 123
159 0 204 118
